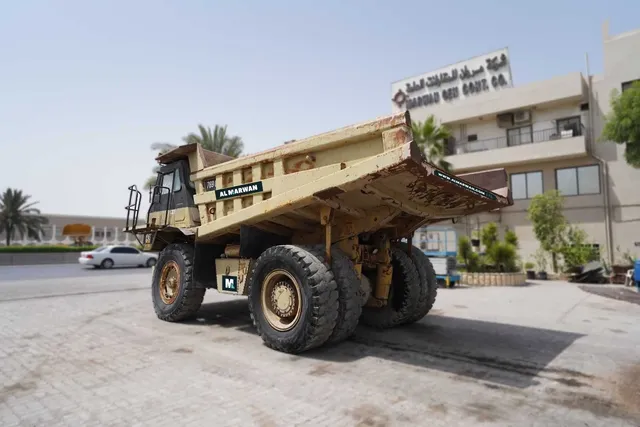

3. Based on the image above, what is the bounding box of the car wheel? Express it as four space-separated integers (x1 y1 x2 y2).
101 258 114 269
146 258 157 268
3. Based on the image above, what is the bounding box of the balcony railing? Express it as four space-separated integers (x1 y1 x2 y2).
452 124 588 155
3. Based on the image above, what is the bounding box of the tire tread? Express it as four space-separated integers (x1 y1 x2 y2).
153 243 205 322
247 245 339 354
360 247 420 328
398 242 438 324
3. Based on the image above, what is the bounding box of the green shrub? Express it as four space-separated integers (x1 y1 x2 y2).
487 241 518 272
524 261 535 270
459 223 520 273
560 226 599 270
505 229 519 248
480 222 499 250
457 235 480 272
0 245 100 253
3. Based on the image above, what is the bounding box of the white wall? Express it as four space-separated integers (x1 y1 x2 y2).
591 26 640 259
403 72 584 125
448 101 586 153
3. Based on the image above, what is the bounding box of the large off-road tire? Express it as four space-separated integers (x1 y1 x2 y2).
247 245 339 354
397 242 438 324
152 243 205 322
360 247 421 328
325 246 363 345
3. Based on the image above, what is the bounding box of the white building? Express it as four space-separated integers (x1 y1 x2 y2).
0 213 136 247
393 22 640 266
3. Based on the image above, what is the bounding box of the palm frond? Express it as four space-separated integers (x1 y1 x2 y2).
151 142 177 153
411 114 452 172
0 188 48 245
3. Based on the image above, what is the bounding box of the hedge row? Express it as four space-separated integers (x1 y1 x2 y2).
0 245 100 253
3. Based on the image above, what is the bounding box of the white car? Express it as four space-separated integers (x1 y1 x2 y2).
78 245 158 269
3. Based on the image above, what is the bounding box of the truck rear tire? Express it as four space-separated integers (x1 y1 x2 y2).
397 242 438 324
360 247 420 328
247 245 339 354
152 243 205 322
325 246 362 345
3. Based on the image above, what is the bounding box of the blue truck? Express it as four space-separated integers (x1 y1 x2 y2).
413 226 460 288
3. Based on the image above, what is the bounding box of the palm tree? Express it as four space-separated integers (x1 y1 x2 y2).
144 125 244 190
0 188 48 246
182 124 244 157
411 114 453 172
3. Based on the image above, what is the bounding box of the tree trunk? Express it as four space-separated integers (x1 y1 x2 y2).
552 252 558 273
5 225 10 247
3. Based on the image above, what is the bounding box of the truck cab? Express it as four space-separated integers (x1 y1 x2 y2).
148 159 199 229
124 144 234 250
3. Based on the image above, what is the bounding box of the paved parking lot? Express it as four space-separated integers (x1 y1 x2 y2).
1 265 639 426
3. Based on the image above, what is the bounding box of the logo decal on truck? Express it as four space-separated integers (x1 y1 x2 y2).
433 170 497 201
221 275 238 292
215 181 264 200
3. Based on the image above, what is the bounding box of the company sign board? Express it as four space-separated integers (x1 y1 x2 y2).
391 48 513 112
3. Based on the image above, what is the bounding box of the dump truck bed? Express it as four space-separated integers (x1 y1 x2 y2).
157 111 513 244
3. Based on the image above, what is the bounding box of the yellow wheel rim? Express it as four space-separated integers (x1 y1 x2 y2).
260 269 303 332
159 260 180 304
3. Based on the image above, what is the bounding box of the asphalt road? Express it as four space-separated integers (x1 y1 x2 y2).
1 265 639 426
0 263 151 282
0 264 151 302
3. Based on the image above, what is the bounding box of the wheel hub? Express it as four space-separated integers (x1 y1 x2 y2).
159 261 180 305
260 269 302 332
271 281 297 317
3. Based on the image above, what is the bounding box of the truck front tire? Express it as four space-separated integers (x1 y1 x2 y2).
397 242 438 324
247 245 339 354
360 247 420 328
152 243 205 322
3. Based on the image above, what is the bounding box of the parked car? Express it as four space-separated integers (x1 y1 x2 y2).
78 245 158 269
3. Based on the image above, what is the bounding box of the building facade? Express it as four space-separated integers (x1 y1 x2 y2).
392 22 640 266
0 214 136 247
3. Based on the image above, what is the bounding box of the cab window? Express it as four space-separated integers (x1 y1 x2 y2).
161 171 174 193
172 169 182 192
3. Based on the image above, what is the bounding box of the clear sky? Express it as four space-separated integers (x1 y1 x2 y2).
1 0 638 218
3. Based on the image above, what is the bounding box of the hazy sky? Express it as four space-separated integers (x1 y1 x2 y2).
1 0 638 218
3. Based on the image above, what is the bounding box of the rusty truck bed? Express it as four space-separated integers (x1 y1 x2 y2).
156 111 513 244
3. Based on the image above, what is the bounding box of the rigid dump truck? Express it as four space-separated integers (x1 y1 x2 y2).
124 111 513 354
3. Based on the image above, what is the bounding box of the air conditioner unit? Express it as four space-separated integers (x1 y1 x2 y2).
513 110 532 124
496 113 513 128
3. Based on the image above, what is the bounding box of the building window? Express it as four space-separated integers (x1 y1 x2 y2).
621 79 640 92
507 125 532 146
467 134 478 142
555 165 600 196
510 171 543 200
556 116 582 137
